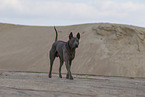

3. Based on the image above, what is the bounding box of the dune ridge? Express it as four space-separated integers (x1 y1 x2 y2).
0 23 145 77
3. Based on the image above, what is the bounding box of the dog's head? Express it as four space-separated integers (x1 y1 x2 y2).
68 32 80 49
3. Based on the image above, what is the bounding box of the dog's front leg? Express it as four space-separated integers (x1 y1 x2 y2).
65 60 73 80
66 60 72 79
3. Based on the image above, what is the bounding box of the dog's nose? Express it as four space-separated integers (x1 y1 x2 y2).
75 44 78 48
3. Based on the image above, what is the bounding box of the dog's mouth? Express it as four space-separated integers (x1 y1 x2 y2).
72 45 78 49
75 44 78 48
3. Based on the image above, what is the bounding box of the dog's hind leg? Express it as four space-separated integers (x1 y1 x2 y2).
59 59 64 78
48 51 56 78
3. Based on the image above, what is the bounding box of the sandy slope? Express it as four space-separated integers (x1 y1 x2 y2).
0 23 145 77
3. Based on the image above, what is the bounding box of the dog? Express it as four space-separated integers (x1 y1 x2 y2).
48 26 80 80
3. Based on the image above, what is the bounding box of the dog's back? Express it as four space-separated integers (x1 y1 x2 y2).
50 41 66 58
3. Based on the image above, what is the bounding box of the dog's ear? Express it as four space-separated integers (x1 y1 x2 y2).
76 32 80 40
69 32 73 39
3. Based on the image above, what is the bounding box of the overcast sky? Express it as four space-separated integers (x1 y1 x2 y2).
0 0 145 27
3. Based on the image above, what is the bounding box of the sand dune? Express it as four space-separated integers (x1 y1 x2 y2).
0 23 145 77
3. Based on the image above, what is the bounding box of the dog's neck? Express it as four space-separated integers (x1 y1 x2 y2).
65 41 76 60
66 41 76 52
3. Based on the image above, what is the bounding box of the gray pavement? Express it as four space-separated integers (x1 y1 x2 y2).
0 71 145 97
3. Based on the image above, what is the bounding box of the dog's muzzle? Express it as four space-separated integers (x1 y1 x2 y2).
75 44 78 48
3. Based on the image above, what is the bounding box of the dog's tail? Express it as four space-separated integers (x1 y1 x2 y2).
54 26 58 41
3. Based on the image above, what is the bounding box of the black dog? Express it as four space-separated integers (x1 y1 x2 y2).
49 26 80 80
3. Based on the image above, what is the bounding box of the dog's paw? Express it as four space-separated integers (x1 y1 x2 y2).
59 75 62 78
66 76 69 79
66 74 69 79
69 77 73 80
48 75 52 78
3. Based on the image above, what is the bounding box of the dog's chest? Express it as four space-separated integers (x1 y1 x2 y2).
63 49 75 60
68 51 75 59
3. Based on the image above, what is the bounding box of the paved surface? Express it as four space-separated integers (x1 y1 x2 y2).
0 71 145 97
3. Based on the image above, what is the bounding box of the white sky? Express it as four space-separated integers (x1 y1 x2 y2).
0 0 145 27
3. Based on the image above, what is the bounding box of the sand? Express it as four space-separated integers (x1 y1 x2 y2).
0 71 145 97
0 23 145 77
